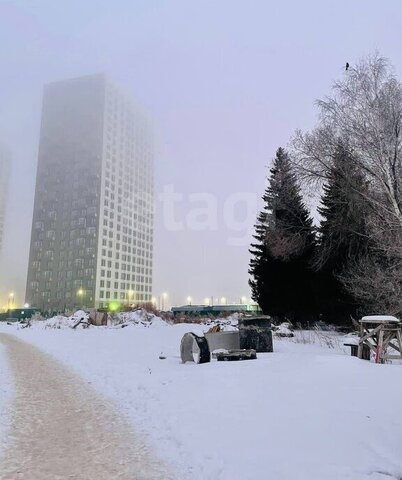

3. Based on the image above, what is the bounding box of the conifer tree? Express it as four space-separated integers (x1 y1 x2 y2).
249 148 316 323
316 143 370 323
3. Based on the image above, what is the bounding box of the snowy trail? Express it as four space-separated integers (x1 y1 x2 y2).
0 333 172 480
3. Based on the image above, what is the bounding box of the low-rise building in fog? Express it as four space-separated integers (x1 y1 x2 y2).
26 74 154 311
171 303 261 316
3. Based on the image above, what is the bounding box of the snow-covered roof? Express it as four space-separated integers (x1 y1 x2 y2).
360 315 400 323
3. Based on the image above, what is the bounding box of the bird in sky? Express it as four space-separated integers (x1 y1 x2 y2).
345 62 350 71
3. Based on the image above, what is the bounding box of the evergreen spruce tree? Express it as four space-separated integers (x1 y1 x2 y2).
249 148 316 323
316 143 370 323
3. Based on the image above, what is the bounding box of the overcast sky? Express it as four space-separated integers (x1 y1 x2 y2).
1 0 402 308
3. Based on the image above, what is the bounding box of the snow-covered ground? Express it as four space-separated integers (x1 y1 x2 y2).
0 343 12 456
1 321 402 479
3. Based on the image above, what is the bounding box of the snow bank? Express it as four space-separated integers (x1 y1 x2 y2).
2 323 402 479
15 309 170 330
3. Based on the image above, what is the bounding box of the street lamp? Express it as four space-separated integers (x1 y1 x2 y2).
77 288 84 309
127 289 134 305
161 292 168 311
8 293 15 310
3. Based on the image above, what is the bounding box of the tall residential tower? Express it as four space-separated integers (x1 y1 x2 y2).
26 75 153 310
0 146 11 256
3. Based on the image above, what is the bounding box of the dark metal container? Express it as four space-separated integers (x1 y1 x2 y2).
238 316 273 352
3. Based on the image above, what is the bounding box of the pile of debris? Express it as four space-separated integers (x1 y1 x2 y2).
181 316 273 364
18 310 91 330
13 308 170 330
109 309 169 328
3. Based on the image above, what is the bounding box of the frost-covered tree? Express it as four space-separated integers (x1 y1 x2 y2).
293 54 402 230
249 148 316 323
293 53 402 315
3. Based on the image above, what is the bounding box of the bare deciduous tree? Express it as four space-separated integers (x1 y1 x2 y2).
293 53 402 230
292 53 402 314
339 255 402 316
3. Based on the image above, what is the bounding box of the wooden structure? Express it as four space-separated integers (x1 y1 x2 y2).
358 316 402 363
344 342 371 360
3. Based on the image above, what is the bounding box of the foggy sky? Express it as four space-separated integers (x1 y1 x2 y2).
1 0 402 308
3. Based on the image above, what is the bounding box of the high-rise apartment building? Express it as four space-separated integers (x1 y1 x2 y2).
0 146 11 256
26 74 153 311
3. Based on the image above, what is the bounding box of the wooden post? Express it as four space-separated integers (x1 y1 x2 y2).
376 329 384 364
357 322 364 359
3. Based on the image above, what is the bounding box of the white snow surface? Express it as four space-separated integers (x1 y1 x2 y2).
0 343 12 456
1 321 402 479
361 315 400 323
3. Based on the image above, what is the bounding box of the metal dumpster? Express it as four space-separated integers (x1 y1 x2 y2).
238 316 273 352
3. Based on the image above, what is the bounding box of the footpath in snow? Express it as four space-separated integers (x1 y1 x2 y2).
0 332 171 480
0 342 12 459
1 316 402 480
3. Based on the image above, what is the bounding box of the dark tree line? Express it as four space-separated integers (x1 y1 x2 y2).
250 54 402 324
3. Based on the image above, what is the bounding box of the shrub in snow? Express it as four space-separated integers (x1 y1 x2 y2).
291 329 341 349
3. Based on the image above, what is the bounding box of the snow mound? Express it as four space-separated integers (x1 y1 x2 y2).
13 309 170 330
111 309 170 328
273 322 294 337
23 311 90 330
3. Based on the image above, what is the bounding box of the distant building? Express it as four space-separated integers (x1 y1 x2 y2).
0 146 11 256
26 74 153 311
171 304 261 316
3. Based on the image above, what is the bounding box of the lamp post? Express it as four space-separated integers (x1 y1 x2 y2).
127 289 134 306
8 293 15 311
77 288 84 309
161 292 168 311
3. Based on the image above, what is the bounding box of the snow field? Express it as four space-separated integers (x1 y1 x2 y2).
1 322 402 479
